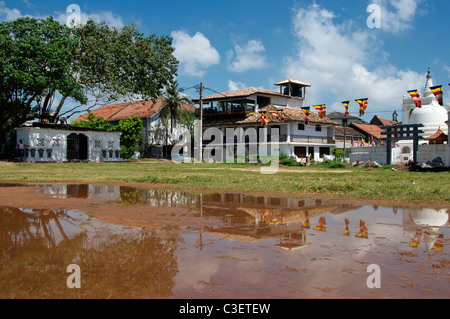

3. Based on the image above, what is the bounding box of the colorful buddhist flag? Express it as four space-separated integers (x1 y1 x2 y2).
269 110 279 120
260 111 269 125
278 109 286 121
342 101 350 118
314 104 327 118
407 90 422 108
355 98 368 116
302 107 310 124
430 85 443 106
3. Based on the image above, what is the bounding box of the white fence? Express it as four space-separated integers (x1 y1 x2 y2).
350 144 449 166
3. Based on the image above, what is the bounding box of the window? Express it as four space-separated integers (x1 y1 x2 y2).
298 123 305 130
319 147 330 158
315 125 322 132
294 146 307 158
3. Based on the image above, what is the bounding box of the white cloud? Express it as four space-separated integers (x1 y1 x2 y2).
284 2 423 119
171 30 220 77
0 1 23 21
373 0 422 33
227 39 267 72
228 80 246 91
0 2 124 28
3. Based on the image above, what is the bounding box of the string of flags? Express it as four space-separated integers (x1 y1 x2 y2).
258 109 287 125
407 84 445 108
339 99 369 118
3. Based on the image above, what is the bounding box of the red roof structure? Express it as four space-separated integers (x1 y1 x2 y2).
349 123 385 140
72 98 193 123
425 129 448 144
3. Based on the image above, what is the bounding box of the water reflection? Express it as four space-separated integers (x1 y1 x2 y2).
0 183 449 298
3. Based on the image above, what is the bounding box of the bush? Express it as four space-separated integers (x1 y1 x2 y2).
279 153 300 166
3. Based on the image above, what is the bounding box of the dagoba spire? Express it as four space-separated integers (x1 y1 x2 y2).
423 67 434 97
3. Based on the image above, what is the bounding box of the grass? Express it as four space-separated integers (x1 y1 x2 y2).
0 159 449 206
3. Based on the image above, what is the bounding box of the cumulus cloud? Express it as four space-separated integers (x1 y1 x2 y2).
0 2 125 28
0 1 23 21
227 39 267 72
228 80 246 91
284 2 423 119
372 0 423 33
171 30 220 77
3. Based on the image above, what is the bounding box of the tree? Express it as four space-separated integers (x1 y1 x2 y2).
71 113 143 159
116 116 143 159
158 82 193 156
0 16 85 144
0 16 178 146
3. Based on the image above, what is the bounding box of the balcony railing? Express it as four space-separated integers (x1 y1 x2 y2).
202 134 334 145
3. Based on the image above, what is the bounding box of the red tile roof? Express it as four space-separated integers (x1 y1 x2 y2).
425 129 448 141
350 123 385 140
72 98 193 123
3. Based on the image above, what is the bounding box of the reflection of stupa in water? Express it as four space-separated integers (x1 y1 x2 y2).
402 208 449 252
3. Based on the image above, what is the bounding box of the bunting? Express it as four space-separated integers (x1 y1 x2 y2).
430 85 443 106
269 110 279 120
407 90 422 108
302 107 310 125
278 109 286 121
260 111 269 125
314 104 326 118
342 101 350 118
355 98 368 116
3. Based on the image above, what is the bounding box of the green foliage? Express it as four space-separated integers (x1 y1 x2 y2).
0 16 178 146
116 116 143 159
331 148 345 162
72 113 143 159
71 113 116 131
279 153 300 166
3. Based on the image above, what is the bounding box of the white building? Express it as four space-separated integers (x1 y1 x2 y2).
193 79 338 162
15 124 122 162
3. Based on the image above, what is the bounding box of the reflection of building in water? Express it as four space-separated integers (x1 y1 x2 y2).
198 192 361 246
402 208 449 252
40 184 121 200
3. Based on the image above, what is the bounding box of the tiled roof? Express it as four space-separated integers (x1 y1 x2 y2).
203 104 338 127
425 129 448 140
197 87 296 102
72 98 194 123
349 123 385 140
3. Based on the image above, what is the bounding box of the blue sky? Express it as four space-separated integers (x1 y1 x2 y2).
1 0 449 122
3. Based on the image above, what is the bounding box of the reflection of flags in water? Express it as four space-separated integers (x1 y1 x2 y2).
260 111 269 125
356 220 368 239
409 230 422 247
344 218 350 236
430 85 443 106
302 107 310 124
407 90 422 108
342 101 350 117
355 98 368 116
432 234 444 251
314 217 326 232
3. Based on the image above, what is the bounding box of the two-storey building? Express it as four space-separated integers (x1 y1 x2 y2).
193 79 338 162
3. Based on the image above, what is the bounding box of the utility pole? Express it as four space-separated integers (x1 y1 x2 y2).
198 82 203 163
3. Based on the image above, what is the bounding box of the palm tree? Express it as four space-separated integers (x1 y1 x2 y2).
159 81 193 157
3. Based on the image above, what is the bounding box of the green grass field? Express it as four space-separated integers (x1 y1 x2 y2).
0 159 449 206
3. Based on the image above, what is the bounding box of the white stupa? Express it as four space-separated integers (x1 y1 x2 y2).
402 69 449 138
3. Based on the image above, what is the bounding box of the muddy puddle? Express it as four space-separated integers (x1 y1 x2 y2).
0 183 449 299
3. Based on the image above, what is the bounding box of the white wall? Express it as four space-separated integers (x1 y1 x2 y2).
16 127 122 162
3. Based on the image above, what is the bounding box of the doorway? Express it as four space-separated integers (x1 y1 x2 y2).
67 133 88 161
